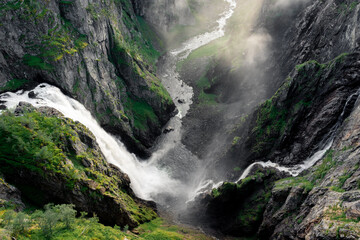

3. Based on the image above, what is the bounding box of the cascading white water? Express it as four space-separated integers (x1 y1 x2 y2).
0 84 185 200
235 140 333 182
0 0 238 206
187 88 360 202
185 141 333 203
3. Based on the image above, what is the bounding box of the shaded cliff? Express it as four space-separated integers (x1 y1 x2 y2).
0 0 175 157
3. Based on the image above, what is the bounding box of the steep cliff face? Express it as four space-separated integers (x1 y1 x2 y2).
0 103 156 228
178 0 360 169
203 96 360 238
224 51 360 170
259 0 360 89
191 0 360 238
256 97 360 239
214 0 360 171
0 0 175 157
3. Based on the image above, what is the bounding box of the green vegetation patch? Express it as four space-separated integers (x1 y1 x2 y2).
23 20 89 69
0 110 156 224
0 204 129 240
198 91 217 105
2 0 89 71
210 170 274 236
111 32 172 107
274 177 314 192
124 95 159 131
0 111 77 177
236 190 271 229
136 218 211 240
0 79 30 92
312 150 336 183
176 36 229 72
0 205 212 240
23 54 54 71
251 98 288 154
326 204 360 223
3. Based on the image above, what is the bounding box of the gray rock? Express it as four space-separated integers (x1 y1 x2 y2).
163 126 174 133
28 91 37 99
0 178 25 211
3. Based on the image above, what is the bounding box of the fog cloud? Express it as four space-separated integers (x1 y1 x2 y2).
244 32 272 65
273 0 311 9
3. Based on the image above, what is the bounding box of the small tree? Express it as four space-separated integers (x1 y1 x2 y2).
32 204 59 239
1 210 15 227
11 212 31 236
54 204 76 229
1 210 31 237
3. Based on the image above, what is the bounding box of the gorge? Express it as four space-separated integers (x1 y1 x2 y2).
1 0 360 239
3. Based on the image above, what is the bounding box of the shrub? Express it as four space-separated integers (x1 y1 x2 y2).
54 204 77 229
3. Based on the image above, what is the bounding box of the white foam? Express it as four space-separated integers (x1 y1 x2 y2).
0 84 184 200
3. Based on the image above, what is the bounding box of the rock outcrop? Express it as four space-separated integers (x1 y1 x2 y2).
228 51 360 167
203 166 288 237
0 178 24 211
256 96 360 239
0 103 156 228
0 0 176 157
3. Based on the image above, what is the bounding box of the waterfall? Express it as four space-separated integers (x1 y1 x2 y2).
0 84 185 200
235 87 360 182
0 0 238 206
187 88 360 202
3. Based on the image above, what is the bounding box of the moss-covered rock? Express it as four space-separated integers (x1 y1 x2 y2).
0 103 156 228
204 166 286 237
222 52 360 170
0 178 24 211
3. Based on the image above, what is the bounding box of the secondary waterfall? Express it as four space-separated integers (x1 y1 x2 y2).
187 87 360 202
